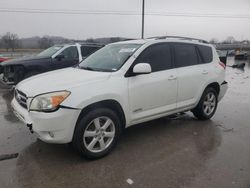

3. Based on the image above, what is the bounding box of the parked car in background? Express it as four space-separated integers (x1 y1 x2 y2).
0 56 11 63
0 56 11 75
235 50 248 60
11 36 228 159
0 43 104 85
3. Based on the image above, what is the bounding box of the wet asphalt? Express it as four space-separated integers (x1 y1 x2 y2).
0 57 250 188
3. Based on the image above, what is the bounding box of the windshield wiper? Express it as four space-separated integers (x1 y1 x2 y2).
78 66 112 72
80 66 95 71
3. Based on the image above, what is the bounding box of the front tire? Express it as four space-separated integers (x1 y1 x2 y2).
192 87 218 120
72 108 122 159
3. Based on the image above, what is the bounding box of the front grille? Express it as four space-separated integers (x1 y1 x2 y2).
2 66 15 83
4 66 14 74
15 89 28 109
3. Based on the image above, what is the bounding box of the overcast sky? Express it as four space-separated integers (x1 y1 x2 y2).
0 0 250 41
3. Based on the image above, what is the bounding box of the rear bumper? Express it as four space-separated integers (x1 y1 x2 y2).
218 81 228 101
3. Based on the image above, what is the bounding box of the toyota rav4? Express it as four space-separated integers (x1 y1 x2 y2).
11 36 228 159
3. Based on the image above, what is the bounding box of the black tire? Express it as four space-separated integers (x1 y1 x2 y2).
192 87 218 120
72 108 122 159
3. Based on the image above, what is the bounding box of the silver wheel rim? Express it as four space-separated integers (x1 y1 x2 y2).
83 116 115 153
203 92 216 116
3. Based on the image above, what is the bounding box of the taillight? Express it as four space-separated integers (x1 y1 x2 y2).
219 62 226 69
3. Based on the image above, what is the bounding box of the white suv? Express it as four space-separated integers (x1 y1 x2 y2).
11 36 228 159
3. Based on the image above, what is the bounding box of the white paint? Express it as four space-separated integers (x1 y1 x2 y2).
12 38 227 144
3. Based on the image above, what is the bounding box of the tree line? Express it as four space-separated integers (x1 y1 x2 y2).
0 32 55 51
0 32 20 52
0 32 249 52
209 36 249 44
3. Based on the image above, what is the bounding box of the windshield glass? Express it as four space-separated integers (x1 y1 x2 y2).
78 43 142 72
37 46 63 57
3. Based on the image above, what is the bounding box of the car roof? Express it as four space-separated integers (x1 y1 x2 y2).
113 39 148 45
113 36 212 47
54 43 105 47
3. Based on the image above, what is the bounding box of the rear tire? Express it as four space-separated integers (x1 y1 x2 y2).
192 87 218 120
72 108 122 159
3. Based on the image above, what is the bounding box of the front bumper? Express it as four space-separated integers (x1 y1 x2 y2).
11 97 81 144
0 73 15 85
218 81 228 101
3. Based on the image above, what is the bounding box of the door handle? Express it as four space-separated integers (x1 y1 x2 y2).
202 70 208 75
168 75 177 80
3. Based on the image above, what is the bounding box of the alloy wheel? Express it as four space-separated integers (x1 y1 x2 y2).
203 92 216 116
83 116 115 153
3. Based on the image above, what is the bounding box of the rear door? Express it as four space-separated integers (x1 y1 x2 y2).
128 43 177 122
173 43 207 109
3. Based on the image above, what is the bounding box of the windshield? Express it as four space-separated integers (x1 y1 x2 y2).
78 43 142 72
37 46 63 57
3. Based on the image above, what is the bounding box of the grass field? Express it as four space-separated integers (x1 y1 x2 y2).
0 48 43 53
0 49 43 58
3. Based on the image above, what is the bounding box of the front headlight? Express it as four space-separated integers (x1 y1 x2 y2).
29 91 70 112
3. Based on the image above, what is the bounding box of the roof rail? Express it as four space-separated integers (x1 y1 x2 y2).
148 36 209 44
79 43 106 46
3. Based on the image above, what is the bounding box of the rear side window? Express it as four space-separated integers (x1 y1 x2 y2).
135 43 172 72
174 44 198 68
197 45 213 63
81 46 101 57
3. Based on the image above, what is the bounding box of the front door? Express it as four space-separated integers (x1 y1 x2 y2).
128 43 177 123
52 46 79 70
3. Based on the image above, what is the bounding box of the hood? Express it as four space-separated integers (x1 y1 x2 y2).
16 67 111 97
1 56 51 66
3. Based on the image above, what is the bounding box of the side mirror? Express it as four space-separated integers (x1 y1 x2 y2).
133 63 152 75
55 54 65 61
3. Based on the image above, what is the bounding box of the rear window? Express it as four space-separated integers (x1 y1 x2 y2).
174 44 198 68
81 46 102 58
197 45 213 63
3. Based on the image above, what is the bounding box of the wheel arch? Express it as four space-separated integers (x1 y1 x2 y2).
194 81 220 108
205 82 220 95
76 99 126 130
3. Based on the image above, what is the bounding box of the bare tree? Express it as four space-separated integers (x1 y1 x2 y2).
223 36 236 44
109 37 121 43
86 38 95 43
209 38 219 44
38 37 54 49
1 32 20 52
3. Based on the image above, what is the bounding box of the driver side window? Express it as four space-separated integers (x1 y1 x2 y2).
135 43 172 72
60 46 79 60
